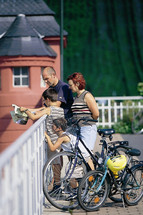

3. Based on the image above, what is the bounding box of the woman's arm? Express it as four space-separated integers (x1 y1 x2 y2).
84 93 99 120
20 107 50 120
45 132 70 151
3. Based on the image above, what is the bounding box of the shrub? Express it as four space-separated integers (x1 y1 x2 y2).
112 114 132 134
113 121 132 134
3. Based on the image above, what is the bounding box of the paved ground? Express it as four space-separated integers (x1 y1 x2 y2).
42 134 143 215
43 198 143 215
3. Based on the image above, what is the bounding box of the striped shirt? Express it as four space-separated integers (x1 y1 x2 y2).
71 90 95 126
45 106 64 144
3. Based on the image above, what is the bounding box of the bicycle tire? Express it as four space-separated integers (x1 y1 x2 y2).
43 151 87 210
123 164 143 206
132 110 143 134
77 170 110 212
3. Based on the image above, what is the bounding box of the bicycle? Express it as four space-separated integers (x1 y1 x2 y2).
43 117 130 210
87 129 139 204
108 141 140 203
77 129 143 212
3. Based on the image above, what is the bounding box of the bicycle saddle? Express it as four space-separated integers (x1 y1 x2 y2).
97 129 115 136
126 148 141 157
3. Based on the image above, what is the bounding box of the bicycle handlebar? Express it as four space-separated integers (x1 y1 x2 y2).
108 140 129 146
68 117 98 126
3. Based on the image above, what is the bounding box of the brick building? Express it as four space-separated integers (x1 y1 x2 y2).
0 0 67 152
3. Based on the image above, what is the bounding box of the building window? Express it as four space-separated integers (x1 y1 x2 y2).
41 67 46 87
13 67 29 87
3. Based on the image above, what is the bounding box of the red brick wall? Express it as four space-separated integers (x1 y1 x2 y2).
0 54 60 152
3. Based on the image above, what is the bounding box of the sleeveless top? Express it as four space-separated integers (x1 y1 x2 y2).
45 106 64 144
61 131 76 151
71 90 95 126
61 131 91 159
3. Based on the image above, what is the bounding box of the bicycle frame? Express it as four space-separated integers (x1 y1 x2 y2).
66 127 98 180
66 117 118 178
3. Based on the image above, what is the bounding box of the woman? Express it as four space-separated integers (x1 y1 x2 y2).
67 72 99 153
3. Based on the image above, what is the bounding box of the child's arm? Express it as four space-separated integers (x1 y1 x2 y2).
20 107 50 120
45 132 70 151
20 106 45 112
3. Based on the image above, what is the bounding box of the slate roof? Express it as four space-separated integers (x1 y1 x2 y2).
0 16 67 38
0 14 57 57
0 0 68 37
0 0 55 16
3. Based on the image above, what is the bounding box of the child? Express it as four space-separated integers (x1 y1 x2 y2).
20 88 64 158
45 117 70 151
45 117 95 169
45 117 94 169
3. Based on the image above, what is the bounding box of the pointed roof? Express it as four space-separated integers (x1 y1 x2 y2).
0 16 68 38
4 14 38 37
0 0 55 16
0 0 68 38
0 14 57 57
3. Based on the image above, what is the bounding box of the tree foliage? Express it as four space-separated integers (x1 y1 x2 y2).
45 0 143 96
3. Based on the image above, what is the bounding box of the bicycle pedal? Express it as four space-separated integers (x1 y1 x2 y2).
66 193 77 201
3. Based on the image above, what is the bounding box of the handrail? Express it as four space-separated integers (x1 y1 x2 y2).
0 115 47 215
0 115 46 169
95 96 143 127
96 96 143 101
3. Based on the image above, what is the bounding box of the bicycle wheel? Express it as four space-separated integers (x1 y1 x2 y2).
123 165 143 206
43 151 87 210
77 170 110 212
132 110 143 134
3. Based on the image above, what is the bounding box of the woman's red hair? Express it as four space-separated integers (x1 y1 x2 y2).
67 73 86 90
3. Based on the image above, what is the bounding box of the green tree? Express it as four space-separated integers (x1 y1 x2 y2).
45 0 143 96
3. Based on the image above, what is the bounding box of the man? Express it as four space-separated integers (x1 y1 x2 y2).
42 66 73 118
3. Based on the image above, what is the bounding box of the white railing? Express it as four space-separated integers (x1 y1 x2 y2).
96 96 143 127
0 115 47 215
